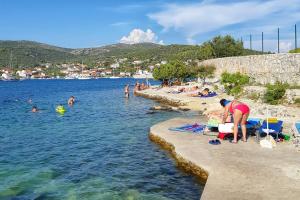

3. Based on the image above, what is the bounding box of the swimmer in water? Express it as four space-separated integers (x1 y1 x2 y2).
124 84 129 98
31 106 38 113
68 96 75 106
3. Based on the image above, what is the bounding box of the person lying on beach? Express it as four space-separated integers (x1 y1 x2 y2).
31 106 39 113
68 96 75 106
188 88 211 97
220 99 250 143
175 86 199 94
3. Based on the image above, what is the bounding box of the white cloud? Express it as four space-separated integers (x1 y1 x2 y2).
148 0 300 42
110 22 130 27
120 29 164 44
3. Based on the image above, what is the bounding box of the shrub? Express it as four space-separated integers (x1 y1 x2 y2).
213 84 219 91
289 48 300 53
263 82 288 105
247 92 260 101
221 72 249 95
294 98 300 105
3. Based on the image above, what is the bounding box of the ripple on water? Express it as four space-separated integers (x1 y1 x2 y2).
0 79 204 200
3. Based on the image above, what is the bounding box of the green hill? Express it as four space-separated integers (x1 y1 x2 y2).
0 40 75 67
0 37 265 68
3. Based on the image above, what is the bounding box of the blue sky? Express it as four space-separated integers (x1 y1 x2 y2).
0 0 300 52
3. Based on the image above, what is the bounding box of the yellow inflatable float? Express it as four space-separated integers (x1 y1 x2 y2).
56 105 66 114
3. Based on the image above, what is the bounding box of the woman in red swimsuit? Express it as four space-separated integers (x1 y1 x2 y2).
220 99 250 143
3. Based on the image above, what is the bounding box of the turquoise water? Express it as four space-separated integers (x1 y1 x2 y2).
0 79 204 200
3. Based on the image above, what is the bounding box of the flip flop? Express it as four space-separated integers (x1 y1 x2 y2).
209 139 221 145
229 140 238 144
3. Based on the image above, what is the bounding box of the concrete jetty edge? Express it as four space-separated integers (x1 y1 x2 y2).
149 132 208 183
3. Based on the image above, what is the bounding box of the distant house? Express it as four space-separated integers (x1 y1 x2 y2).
104 70 112 75
110 63 120 68
133 60 142 65
16 70 29 78
119 72 126 77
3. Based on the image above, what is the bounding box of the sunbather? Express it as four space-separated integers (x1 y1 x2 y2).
188 88 213 97
220 99 250 143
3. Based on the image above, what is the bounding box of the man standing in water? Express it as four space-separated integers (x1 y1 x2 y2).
124 84 129 98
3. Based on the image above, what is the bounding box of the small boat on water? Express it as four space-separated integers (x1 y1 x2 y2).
109 76 120 79
1 73 15 81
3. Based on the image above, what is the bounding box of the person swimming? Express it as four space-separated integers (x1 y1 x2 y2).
124 84 129 98
68 96 75 106
31 106 38 113
220 99 250 143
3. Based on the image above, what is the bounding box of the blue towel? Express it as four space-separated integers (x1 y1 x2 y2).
169 124 206 133
200 92 217 98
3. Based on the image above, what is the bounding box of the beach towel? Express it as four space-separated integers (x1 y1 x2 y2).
259 120 283 138
199 92 217 98
169 123 206 134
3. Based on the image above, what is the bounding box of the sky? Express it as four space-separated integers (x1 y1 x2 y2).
0 0 300 52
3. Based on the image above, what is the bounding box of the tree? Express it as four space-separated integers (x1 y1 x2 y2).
209 35 244 58
153 60 189 84
193 65 216 85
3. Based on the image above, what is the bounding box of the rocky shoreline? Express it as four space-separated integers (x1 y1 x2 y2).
136 87 300 131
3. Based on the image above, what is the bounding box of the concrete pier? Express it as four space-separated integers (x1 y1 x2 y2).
150 118 300 200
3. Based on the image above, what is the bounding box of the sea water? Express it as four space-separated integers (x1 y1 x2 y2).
0 79 204 200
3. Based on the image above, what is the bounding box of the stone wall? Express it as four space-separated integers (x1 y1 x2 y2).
200 53 300 85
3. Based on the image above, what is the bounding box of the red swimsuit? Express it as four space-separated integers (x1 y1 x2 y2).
229 101 250 115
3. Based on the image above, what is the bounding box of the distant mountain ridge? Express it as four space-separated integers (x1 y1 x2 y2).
0 40 263 68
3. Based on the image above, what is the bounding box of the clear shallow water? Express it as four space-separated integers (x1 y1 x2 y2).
0 79 204 200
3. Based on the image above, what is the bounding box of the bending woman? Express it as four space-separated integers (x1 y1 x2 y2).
220 99 250 143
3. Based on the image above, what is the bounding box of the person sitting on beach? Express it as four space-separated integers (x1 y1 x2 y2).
220 99 250 143
124 84 129 98
68 96 75 106
31 106 38 113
